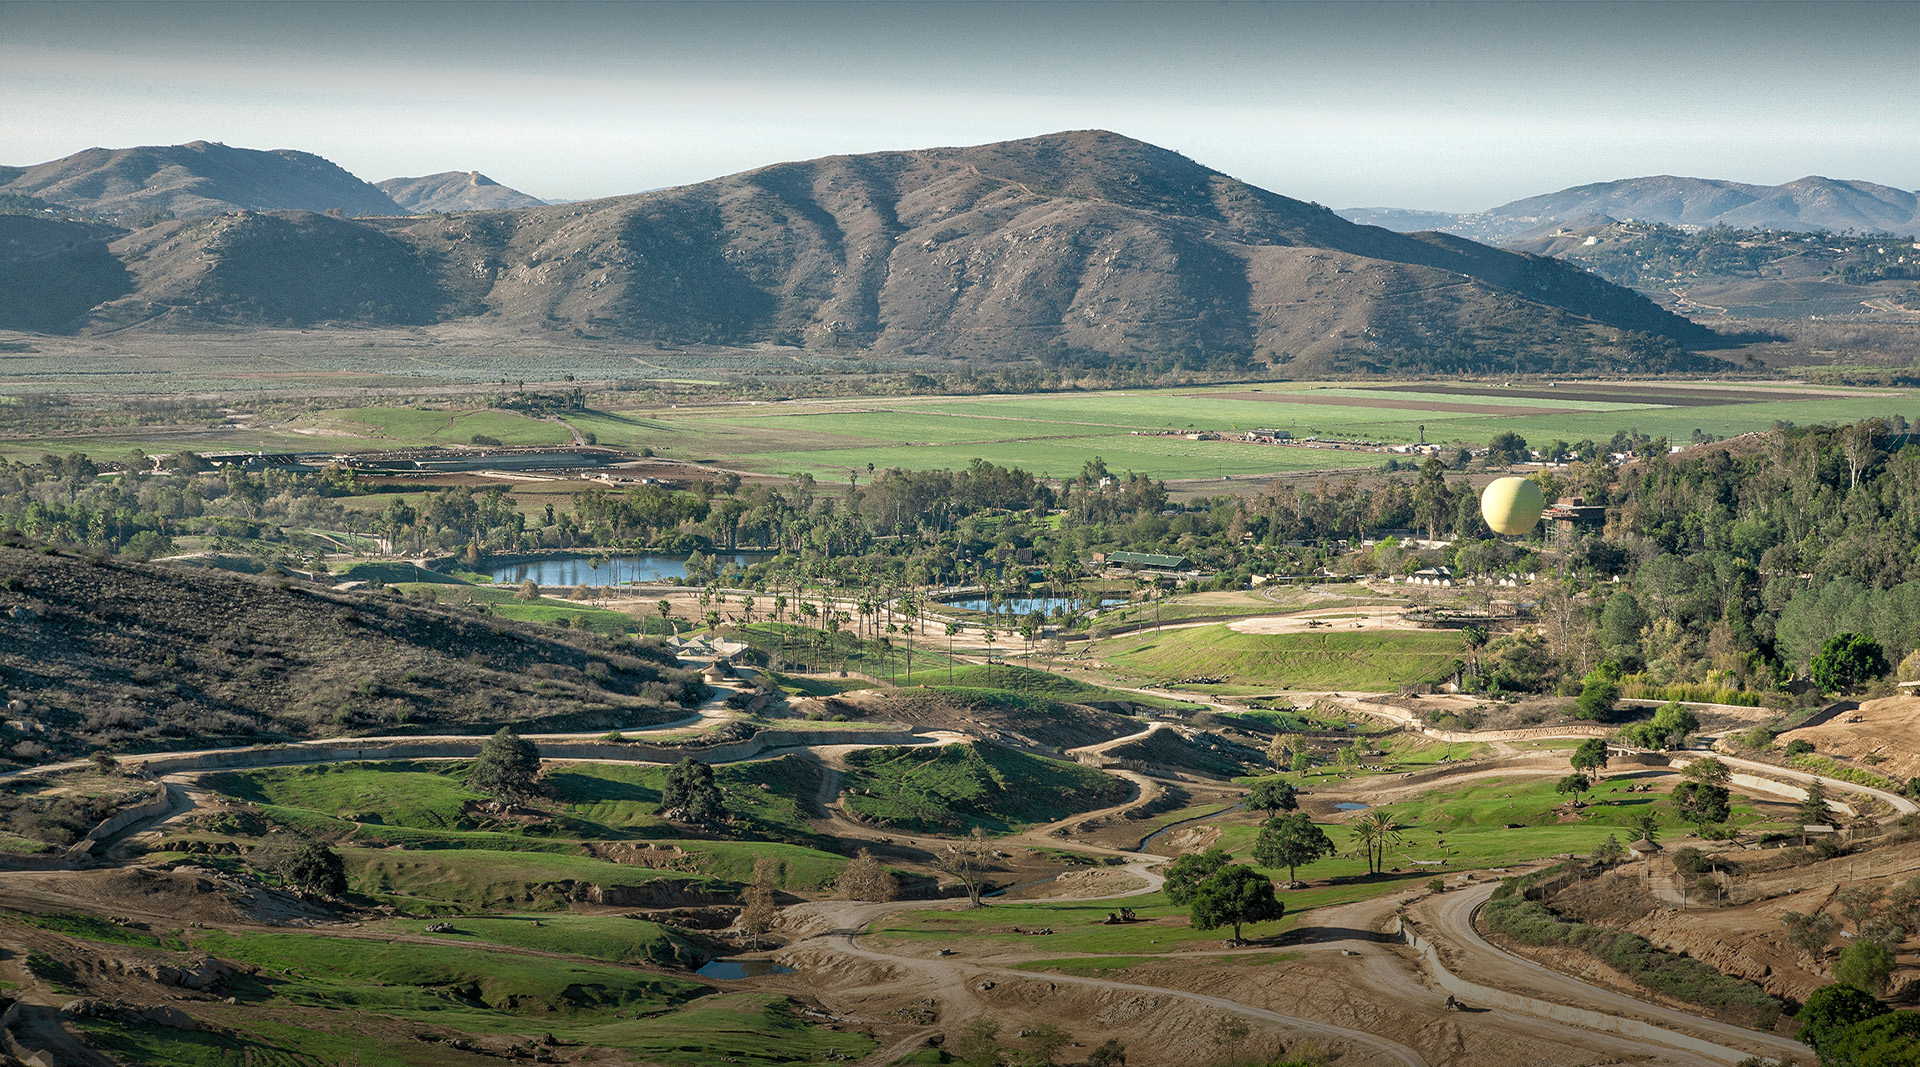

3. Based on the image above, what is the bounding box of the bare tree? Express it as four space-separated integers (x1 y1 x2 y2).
836 848 898 901
938 826 995 906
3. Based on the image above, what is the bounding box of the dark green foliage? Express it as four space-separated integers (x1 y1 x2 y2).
280 838 347 897
1252 813 1335 880
469 727 541 803
840 742 1127 833
1188 864 1285 942
1484 896 1782 1028
1799 984 1887 1052
1571 737 1610 773
1555 773 1591 801
1246 779 1298 818
1836 940 1898 994
661 757 724 824
1164 847 1233 905
1620 702 1699 749
1812 632 1889 692
1824 1009 1920 1067
1671 781 1731 828
1786 739 1817 758
1575 665 1621 722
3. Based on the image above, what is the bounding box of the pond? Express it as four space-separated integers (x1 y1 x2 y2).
488 554 752 588
696 959 796 980
1333 802 1371 812
948 595 1127 616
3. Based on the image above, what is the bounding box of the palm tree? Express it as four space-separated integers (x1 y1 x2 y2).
1350 810 1403 875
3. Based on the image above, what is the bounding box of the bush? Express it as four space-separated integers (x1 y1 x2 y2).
1785 739 1815 758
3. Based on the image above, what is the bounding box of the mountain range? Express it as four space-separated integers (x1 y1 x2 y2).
1 132 1726 374
1341 175 1920 243
0 141 543 219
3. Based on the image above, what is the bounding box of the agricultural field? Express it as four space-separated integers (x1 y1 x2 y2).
14 379 1920 485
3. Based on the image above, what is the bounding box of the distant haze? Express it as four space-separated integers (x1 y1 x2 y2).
3 1 1918 210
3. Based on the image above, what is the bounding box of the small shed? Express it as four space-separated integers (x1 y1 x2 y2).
1627 837 1662 860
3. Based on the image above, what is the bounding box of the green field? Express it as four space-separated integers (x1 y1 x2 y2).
1101 626 1465 690
15 382 1920 483
841 742 1131 832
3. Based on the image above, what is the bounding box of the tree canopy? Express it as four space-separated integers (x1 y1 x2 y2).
1188 864 1285 942
469 726 541 803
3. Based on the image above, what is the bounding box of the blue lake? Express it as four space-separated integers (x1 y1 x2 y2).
949 596 1127 615
488 554 751 588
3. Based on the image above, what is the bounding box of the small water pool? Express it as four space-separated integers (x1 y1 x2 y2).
696 959 796 980
1333 802 1370 812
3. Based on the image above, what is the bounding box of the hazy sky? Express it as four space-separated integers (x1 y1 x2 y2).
5 1 1917 210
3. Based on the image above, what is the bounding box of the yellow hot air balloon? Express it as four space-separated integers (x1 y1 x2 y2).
1480 477 1545 536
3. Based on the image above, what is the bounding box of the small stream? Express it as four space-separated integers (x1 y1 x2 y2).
1138 802 1245 853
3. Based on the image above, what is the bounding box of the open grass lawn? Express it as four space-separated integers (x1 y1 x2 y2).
108 928 875 1066
215 763 481 830
395 581 643 635
873 874 1432 955
842 742 1130 833
197 929 701 1019
383 913 708 967
300 407 573 448
1208 775 1791 881
1102 626 1464 690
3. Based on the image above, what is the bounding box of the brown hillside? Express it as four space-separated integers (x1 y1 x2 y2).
0 141 403 218
6 131 1722 374
0 543 700 767
376 171 545 213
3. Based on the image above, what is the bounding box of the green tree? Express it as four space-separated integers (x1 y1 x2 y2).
469 726 541 803
1621 702 1699 749
1247 779 1299 819
1349 809 1403 875
1783 910 1840 958
1571 737 1611 774
1189 865 1285 943
1670 781 1732 829
1813 632 1889 692
1575 664 1621 722
662 757 724 824
1555 773 1591 804
1799 778 1837 839
1164 847 1233 905
1253 813 1335 881
1683 757 1731 786
1290 751 1312 773
1486 430 1530 468
1633 810 1662 844
280 838 347 898
1798 983 1885 1053
1836 940 1898 994
1592 834 1626 866
1086 1038 1127 1067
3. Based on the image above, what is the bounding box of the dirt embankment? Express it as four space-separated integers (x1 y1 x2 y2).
1784 694 1920 781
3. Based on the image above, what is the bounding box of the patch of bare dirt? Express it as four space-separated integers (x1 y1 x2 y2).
1786 694 1920 781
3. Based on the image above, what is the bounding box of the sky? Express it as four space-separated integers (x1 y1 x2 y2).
4 0 1918 211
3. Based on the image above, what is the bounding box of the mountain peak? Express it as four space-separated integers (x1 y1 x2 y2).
375 171 544 213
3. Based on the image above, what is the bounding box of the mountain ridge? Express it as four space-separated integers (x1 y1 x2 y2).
0 141 404 219
1340 174 1920 243
2 130 1723 375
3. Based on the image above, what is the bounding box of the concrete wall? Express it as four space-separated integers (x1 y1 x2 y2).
67 786 173 856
